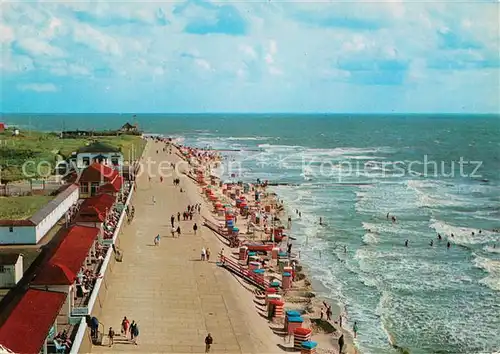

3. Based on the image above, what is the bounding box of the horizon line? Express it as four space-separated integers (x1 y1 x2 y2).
1 112 499 116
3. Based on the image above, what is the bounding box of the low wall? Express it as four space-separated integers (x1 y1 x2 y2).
70 183 135 354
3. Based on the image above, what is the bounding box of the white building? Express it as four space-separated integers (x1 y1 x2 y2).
76 141 123 169
0 253 23 287
0 184 79 245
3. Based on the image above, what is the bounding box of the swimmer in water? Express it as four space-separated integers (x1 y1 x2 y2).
344 246 347 253
319 217 323 225
405 240 408 247
430 240 434 246
472 231 475 236
299 212 302 218
451 233 454 238
386 212 390 219
479 230 482 234
392 216 397 223
447 241 451 249
438 233 442 240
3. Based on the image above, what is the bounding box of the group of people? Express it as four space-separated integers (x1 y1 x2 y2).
107 316 139 347
201 247 211 261
53 330 72 351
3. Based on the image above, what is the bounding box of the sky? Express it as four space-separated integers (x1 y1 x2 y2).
0 0 499 114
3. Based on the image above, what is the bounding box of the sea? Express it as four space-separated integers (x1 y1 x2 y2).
3 113 500 354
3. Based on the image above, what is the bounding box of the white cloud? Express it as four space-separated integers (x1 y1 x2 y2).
0 24 14 43
239 44 257 59
50 62 91 77
72 23 122 56
16 38 66 57
269 66 283 76
17 83 58 92
269 40 277 55
195 58 212 71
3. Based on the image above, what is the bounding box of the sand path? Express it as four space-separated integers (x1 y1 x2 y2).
92 141 281 354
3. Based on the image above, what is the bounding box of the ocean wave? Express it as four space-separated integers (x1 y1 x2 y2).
429 218 497 245
223 136 273 141
484 245 500 254
474 256 500 291
363 233 379 245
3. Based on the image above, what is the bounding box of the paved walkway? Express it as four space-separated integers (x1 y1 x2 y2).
93 142 279 353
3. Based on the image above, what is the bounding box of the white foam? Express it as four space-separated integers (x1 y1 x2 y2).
363 233 379 245
474 256 500 291
429 218 497 245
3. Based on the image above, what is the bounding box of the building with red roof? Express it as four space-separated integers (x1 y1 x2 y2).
78 162 122 197
0 289 66 354
74 194 116 227
31 226 99 317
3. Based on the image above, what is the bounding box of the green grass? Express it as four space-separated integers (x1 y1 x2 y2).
0 196 54 220
0 130 145 183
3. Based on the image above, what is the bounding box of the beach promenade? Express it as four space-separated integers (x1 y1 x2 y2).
92 141 280 353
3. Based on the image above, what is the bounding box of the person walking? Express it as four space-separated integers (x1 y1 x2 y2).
176 226 181 237
131 321 139 345
171 215 175 228
201 247 206 261
177 212 181 222
353 321 358 338
206 248 211 261
338 334 345 354
193 223 198 235
130 320 136 341
205 333 213 353
108 327 115 347
154 234 160 246
326 306 332 321
121 316 130 336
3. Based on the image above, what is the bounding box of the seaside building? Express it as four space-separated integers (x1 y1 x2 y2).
77 163 123 198
0 288 67 354
0 253 23 288
30 225 100 320
76 141 123 169
74 193 116 229
119 122 138 133
0 184 79 245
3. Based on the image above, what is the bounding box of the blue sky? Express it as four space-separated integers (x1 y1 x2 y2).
0 0 498 113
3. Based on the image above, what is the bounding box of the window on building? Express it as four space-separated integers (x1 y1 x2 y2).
111 157 119 166
80 184 89 194
82 157 90 166
90 182 100 195
0 266 5 273
9 226 13 232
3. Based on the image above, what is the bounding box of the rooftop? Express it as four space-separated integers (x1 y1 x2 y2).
0 253 21 266
78 163 119 184
31 225 99 285
75 194 116 223
29 184 79 225
0 289 66 354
